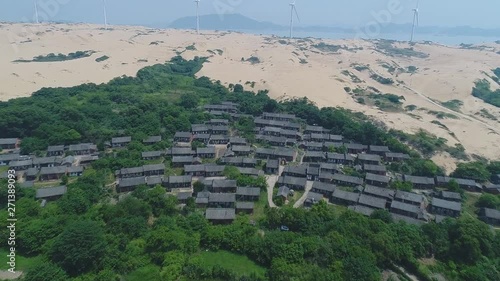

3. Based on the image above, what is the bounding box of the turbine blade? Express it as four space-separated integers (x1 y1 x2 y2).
416 12 419 26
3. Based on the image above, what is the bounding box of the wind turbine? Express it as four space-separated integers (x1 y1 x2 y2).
289 1 300 39
410 0 420 42
195 0 201 34
103 0 108 30
34 0 39 24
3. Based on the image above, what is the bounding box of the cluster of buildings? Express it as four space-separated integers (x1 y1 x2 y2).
1 101 499 227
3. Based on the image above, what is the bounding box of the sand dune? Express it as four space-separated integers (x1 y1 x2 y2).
1 23 499 171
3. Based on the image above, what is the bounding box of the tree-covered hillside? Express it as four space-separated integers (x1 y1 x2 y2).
0 57 498 281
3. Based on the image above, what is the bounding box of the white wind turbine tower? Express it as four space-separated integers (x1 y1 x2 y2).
103 0 108 30
195 0 201 34
410 0 420 42
34 0 39 24
289 1 300 39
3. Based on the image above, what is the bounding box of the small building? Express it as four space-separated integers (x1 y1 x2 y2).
207 119 229 126
67 166 84 177
304 192 324 208
0 154 21 166
68 143 97 155
32 156 62 169
195 191 211 208
394 190 425 207
302 142 324 152
143 164 165 177
229 137 247 146
326 153 347 164
146 176 163 187
231 145 252 156
165 175 192 189
357 194 387 209
176 192 193 204
221 157 257 168
237 167 263 177
205 208 236 224
236 187 261 201
112 136 131 148
142 151 163 160
385 152 410 162
277 186 290 199
430 197 461 218
391 213 425 226
484 184 500 195
196 146 216 158
282 165 308 178
304 125 328 135
35 185 67 201
438 191 462 202
209 135 229 145
390 200 423 219
478 208 500 226
174 132 193 143
331 189 360 206
39 166 67 181
46 145 65 157
365 173 391 187
79 155 99 167
236 202 254 214
210 179 237 193
143 136 162 145
0 138 20 150
363 164 387 175
362 185 395 201
319 163 341 174
25 167 39 181
208 193 236 208
211 125 229 135
435 176 480 192
277 176 307 190
265 159 279 174
332 174 364 187
204 165 226 177
167 147 195 157
345 143 368 154
117 166 144 178
172 156 195 167
357 154 382 165
274 148 296 162
311 181 336 197
368 145 390 156
403 175 436 189
318 172 334 183
303 151 326 163
117 177 146 192
194 134 211 144
9 159 33 171
262 112 296 122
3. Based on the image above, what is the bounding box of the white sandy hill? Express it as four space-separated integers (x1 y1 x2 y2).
1 23 499 171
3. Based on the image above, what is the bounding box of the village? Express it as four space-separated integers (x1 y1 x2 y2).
1 101 499 227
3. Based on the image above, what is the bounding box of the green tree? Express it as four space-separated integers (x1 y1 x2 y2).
451 162 491 183
475 194 500 209
50 221 107 275
24 262 68 281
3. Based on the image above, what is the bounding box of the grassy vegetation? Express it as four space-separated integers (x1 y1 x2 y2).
440 99 463 111
405 104 417 111
0 249 43 271
252 192 268 220
185 44 197 51
197 250 266 278
244 56 261 64
472 79 500 108
425 110 459 119
124 265 161 281
375 40 429 59
341 70 362 83
312 42 343 53
14 50 95 63
370 73 394 85
95 55 110 62
462 192 481 219
351 63 370 72
476 109 498 121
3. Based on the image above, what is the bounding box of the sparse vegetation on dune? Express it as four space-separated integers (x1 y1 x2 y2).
14 50 96 63
374 40 429 59
95 55 109 62
472 79 500 108
476 109 498 121
440 99 464 111
370 73 394 85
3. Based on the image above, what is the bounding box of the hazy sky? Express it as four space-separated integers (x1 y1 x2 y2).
1 0 500 28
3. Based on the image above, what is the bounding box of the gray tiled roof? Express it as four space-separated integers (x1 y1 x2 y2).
143 164 165 172
394 190 424 204
236 202 255 209
35 185 67 199
209 193 236 203
311 181 336 193
358 194 387 209
365 173 390 183
0 138 18 145
358 154 382 162
332 189 360 202
363 185 395 199
112 136 131 143
168 175 192 184
119 177 146 188
390 200 421 214
348 205 375 216
205 208 236 220
431 198 462 212
236 187 261 197
332 174 364 185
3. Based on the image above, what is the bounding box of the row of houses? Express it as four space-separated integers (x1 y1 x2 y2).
117 174 193 192
144 146 217 160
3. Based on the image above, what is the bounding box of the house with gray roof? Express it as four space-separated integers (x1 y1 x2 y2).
277 186 290 199
172 156 198 167
237 167 263 177
211 125 229 135
0 138 20 150
25 167 39 181
35 185 67 201
67 166 84 177
68 143 97 155
394 190 425 207
300 141 324 151
111 136 131 148
304 125 328 135
345 143 368 154
9 159 33 171
209 179 237 193
176 192 193 204
143 164 165 176
143 135 162 145
358 194 387 209
369 145 390 156
262 112 296 122
205 208 236 224
196 146 216 158
0 154 21 166
117 166 144 178
331 189 360 206
403 175 436 189
209 135 229 145
194 134 211 144
304 192 324 208
365 173 391 187
165 175 192 189
236 202 255 214
332 174 364 187
303 151 325 163
391 213 425 225
229 137 247 146
435 176 480 191
430 198 461 217
33 156 62 169
230 145 252 156
142 151 163 160
208 193 236 208
357 154 382 165
47 145 65 156
348 205 376 217
146 176 163 187
117 177 146 192
363 185 395 201
385 152 410 162
167 147 195 157
311 181 336 197
207 119 229 126
438 191 462 202
390 200 423 219
221 157 257 168
256 135 287 147
282 165 308 178
265 159 279 174
319 163 341 174
174 132 193 142
236 187 261 201
363 164 387 175
484 184 500 195
277 176 307 190
478 208 500 226
39 166 67 181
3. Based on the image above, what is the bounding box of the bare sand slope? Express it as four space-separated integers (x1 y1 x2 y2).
1 23 499 170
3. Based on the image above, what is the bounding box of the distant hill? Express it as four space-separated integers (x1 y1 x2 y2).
167 13 500 38
168 13 283 31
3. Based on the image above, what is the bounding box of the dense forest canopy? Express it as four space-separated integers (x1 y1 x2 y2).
0 57 498 281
